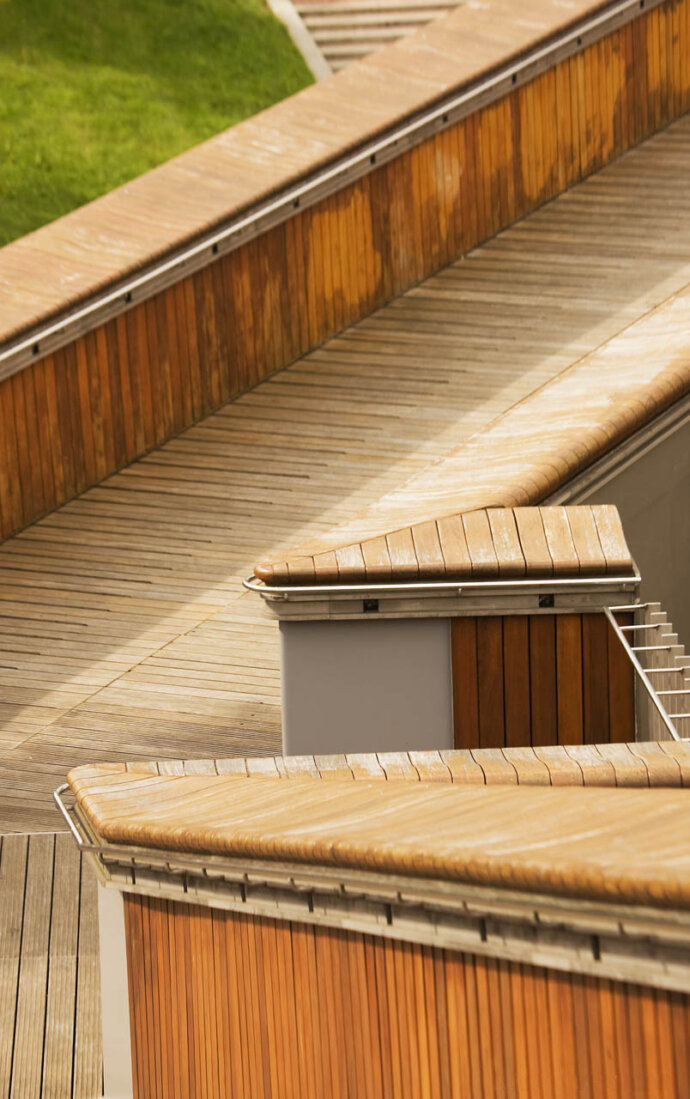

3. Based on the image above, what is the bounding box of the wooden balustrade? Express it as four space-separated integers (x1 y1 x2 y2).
1 0 689 538
123 895 690 1098
452 612 636 749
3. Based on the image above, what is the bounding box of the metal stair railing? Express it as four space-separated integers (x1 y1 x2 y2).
606 603 690 742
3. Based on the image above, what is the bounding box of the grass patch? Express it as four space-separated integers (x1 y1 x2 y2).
0 0 313 245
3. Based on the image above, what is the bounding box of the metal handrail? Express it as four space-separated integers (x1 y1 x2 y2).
604 608 682 742
0 0 667 379
53 783 95 850
245 572 640 599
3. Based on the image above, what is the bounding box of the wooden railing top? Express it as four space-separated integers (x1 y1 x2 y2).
68 747 690 906
255 504 634 584
255 283 690 584
72 739 690 786
0 0 619 355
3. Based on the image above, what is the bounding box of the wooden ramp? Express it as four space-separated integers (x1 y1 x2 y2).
0 833 101 1099
1 115 689 1099
1 116 690 833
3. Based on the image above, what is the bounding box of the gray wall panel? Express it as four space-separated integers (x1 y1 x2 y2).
281 618 452 755
582 420 690 645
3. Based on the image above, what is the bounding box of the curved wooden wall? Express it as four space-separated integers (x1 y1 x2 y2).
1 0 690 538
124 895 690 1098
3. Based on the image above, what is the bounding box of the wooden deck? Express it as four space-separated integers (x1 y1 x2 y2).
0 116 690 1099
0 834 101 1099
2 115 690 834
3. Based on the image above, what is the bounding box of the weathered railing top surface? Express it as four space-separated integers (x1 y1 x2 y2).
254 504 634 584
68 750 690 906
255 282 690 583
0 0 627 349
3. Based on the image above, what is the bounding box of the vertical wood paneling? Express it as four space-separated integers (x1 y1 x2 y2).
477 617 505 748
529 616 559 747
451 617 480 749
503 615 531 748
123 896 690 1098
2 0 690 539
453 613 635 749
556 615 584 746
582 613 611 744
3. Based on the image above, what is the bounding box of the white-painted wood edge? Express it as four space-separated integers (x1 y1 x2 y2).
267 0 333 80
98 884 134 1099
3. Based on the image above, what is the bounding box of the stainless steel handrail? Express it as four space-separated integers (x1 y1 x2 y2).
604 607 682 742
53 783 94 849
244 572 640 599
0 0 667 379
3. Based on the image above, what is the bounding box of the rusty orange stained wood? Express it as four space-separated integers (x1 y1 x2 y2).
0 0 629 348
1 0 689 541
119 899 688 1099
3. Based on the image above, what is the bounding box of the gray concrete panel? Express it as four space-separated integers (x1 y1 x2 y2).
98 884 134 1099
582 420 690 645
281 617 452 755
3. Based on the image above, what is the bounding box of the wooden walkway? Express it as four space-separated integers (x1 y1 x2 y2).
2 116 690 835
1 116 690 1099
0 834 101 1099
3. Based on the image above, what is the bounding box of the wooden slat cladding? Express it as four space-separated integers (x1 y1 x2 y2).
1 0 690 540
124 895 690 1099
452 612 635 749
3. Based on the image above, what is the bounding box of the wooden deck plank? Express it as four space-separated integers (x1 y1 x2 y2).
41 834 81 1099
1 117 690 831
10 834 54 1099
0 834 27 1099
71 859 102 1099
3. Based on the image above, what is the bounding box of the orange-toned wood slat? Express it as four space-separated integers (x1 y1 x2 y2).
2 0 690 540
556 614 585 746
582 613 611 744
122 896 690 1098
476 617 505 748
451 617 479 749
452 612 635 750
502 616 531 749
529 615 559 747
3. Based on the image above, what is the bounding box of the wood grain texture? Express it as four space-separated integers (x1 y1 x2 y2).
0 833 101 1099
3 114 690 833
2 0 690 541
68 773 690 907
452 613 635 749
123 896 690 1098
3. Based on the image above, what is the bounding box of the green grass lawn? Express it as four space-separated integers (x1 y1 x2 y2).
0 0 313 246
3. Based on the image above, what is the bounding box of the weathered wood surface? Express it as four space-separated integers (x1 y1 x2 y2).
1 0 679 345
124 895 690 1098
0 833 101 1099
0 0 688 540
74 738 690 787
70 773 690 906
2 117 690 832
257 503 635 582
